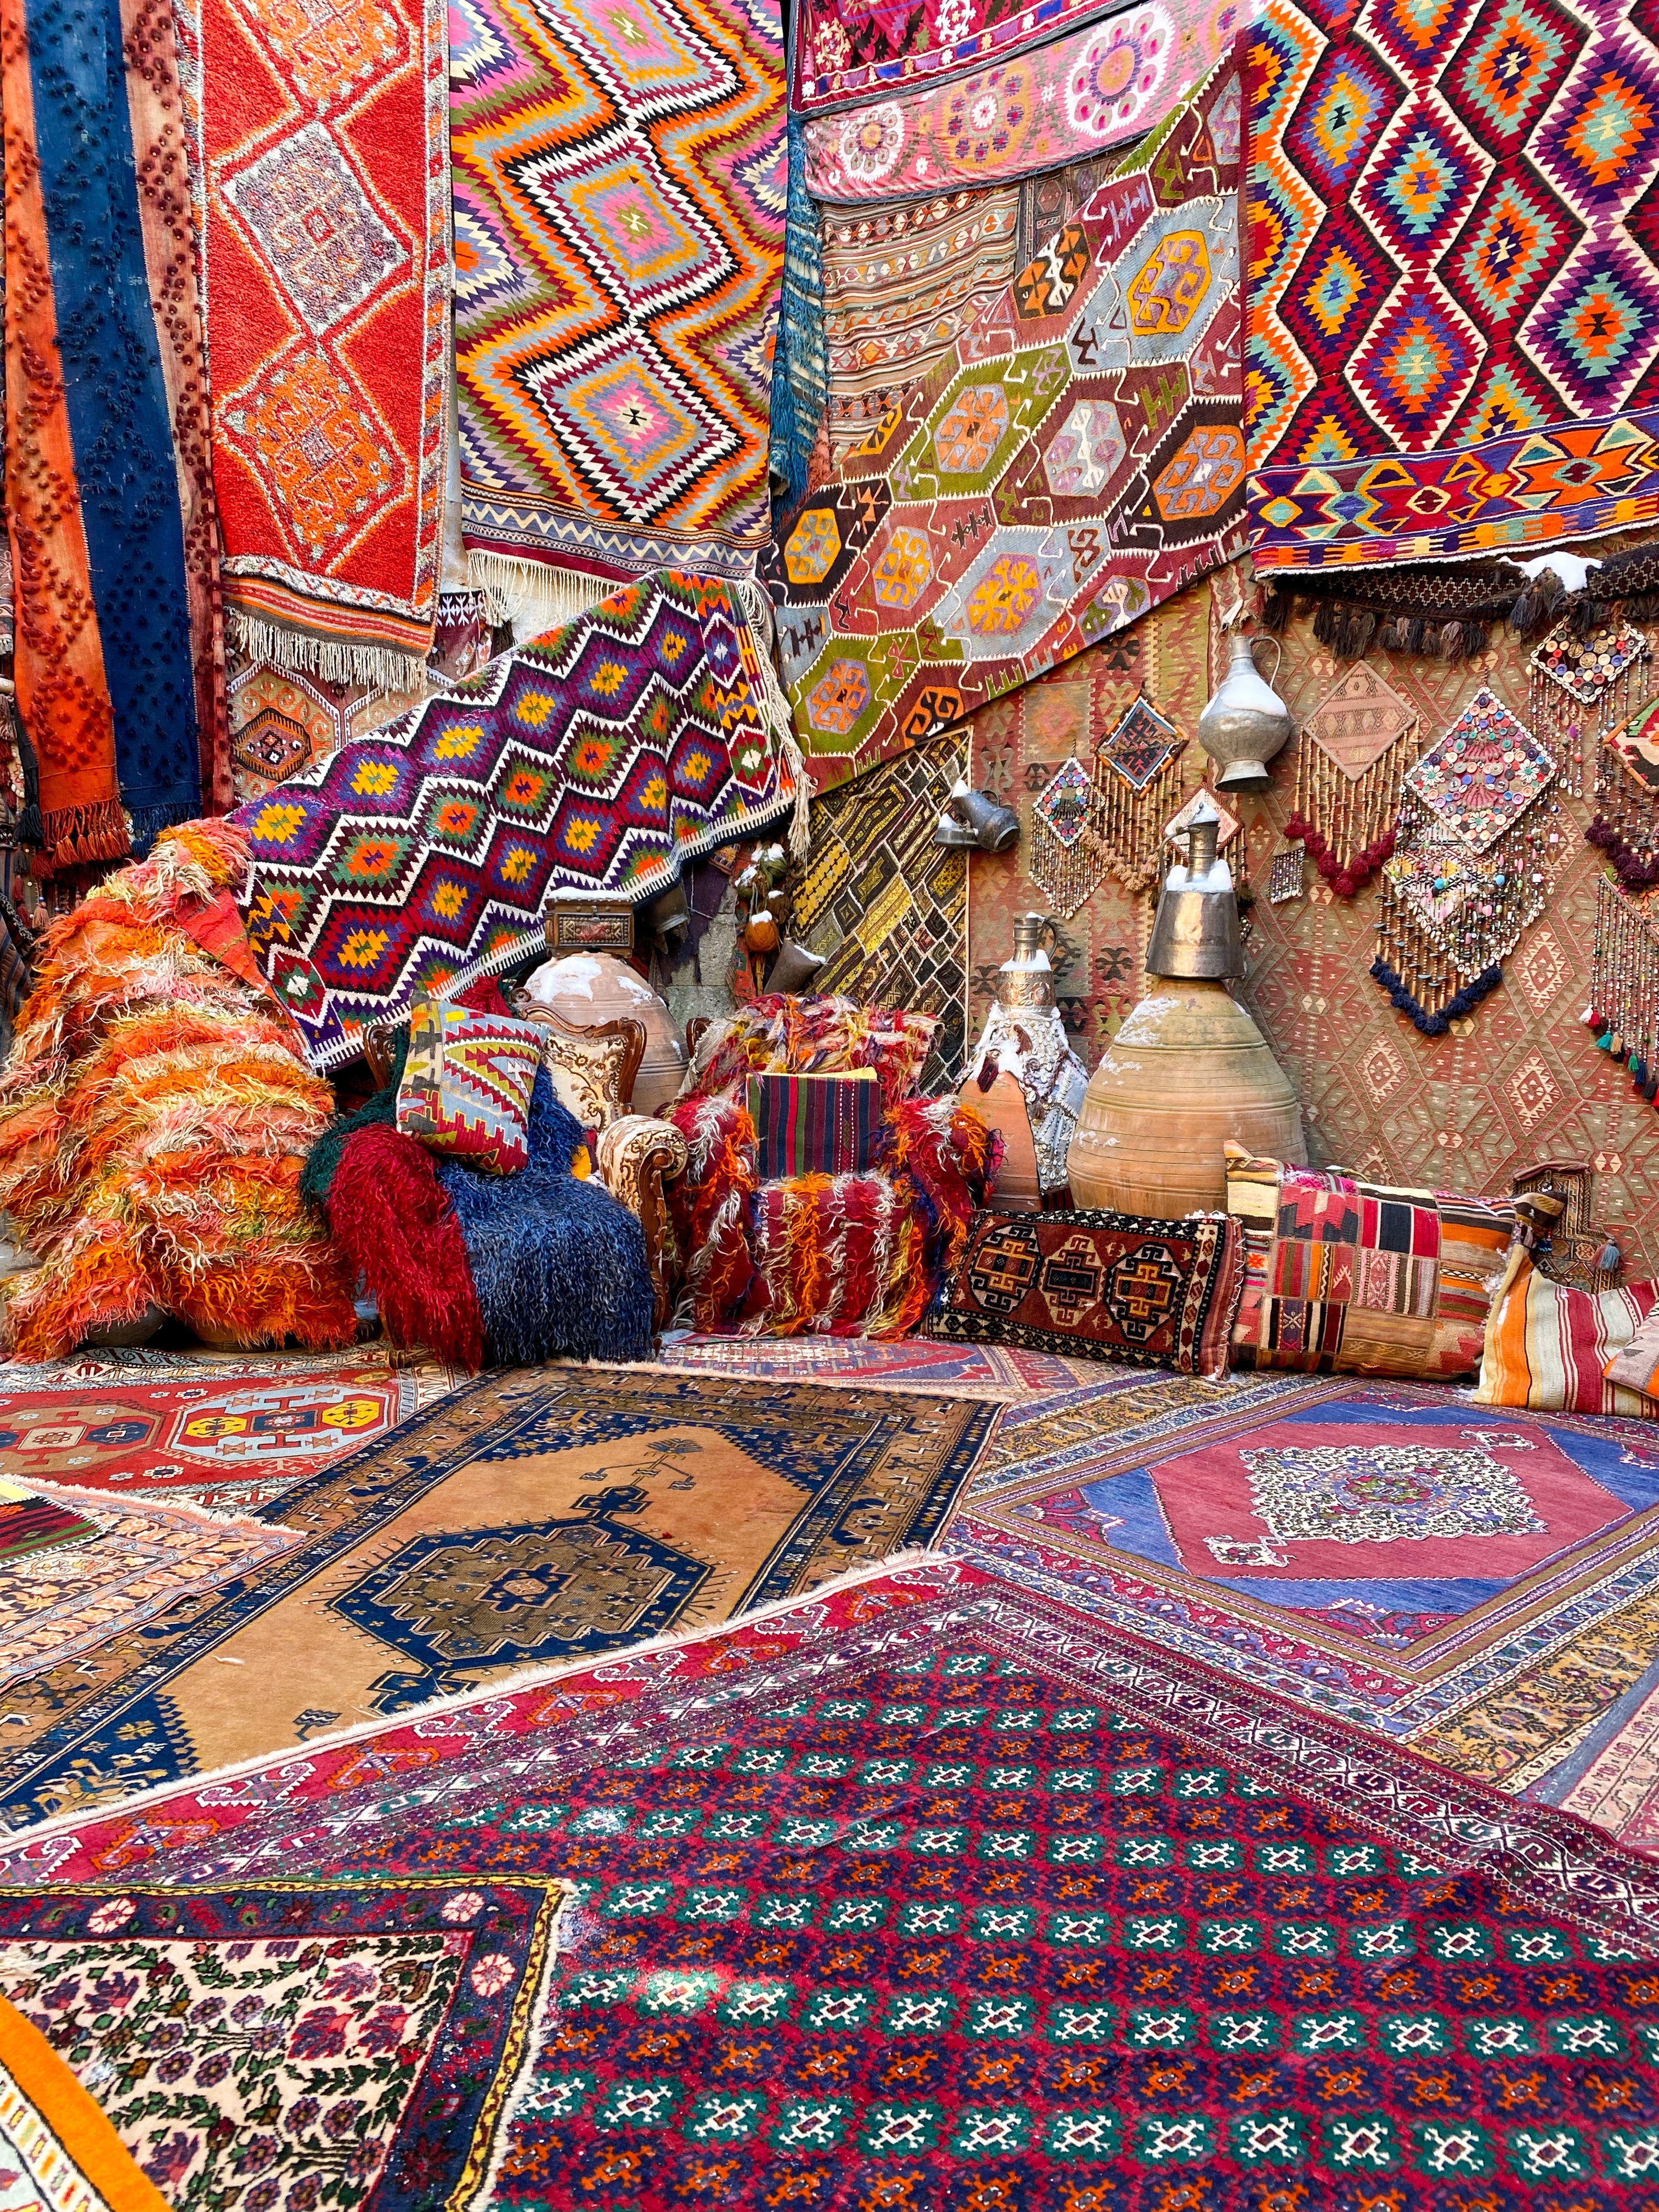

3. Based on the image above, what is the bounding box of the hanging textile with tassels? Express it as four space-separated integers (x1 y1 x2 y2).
1585 873 1659 1109
1596 692 1659 894
1371 686 1562 1033
1286 662 1418 896
1528 619 1651 800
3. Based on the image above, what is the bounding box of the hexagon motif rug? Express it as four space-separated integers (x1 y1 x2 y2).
0 1370 993 1833
9 1559 1659 2211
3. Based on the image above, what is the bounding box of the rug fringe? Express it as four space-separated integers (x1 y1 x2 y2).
29 1475 302 1539
464 551 626 640
226 610 430 697
0 1551 973 1848
478 1878 572 2209
38 800 131 873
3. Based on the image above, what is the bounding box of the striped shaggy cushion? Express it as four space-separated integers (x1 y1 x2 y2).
1475 1248 1658 1415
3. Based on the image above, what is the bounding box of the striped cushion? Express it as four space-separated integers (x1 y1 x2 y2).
747 1071 881 1180
1475 1248 1658 1414
396 1001 543 1176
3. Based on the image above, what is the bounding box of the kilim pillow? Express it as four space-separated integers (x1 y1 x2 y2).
394 1001 543 1176
1224 1148 1514 1380
928 1207 1244 1379
1475 1247 1658 1415
747 1071 881 1180
1606 1306 1659 1402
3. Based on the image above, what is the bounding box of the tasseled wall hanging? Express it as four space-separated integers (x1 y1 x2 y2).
1589 680 1659 895
1585 872 1659 1110
1372 686 1561 1033
1028 697 1184 917
1528 619 1650 800
1286 662 1419 895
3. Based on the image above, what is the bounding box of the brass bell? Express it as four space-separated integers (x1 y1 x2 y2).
935 781 1021 853
1144 796 1244 980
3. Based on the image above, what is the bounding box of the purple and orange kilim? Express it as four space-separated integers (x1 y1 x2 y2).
234 573 800 1070
10 1560 1659 2210
397 1001 545 1175
1246 0 1659 566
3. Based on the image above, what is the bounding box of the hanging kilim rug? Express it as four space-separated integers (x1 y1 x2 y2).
803 0 1245 199
0 1876 561 2210
0 1368 991 1831
450 0 786 610
236 573 802 1070
766 55 1248 790
1246 0 1659 569
180 0 448 682
13 1560 1659 2212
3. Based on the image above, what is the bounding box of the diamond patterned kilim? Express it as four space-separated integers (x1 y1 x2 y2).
15 1562 1659 2212
233 573 800 1070
766 58 1247 791
450 0 786 595
1247 0 1659 566
183 0 447 668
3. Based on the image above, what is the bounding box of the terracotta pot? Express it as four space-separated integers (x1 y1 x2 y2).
1066 981 1305 1217
959 1070 1042 1212
521 952 686 1114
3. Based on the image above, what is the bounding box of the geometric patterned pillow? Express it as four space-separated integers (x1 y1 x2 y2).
1224 1146 1515 1380
1474 1246 1659 1415
395 1000 543 1175
1605 1305 1659 1402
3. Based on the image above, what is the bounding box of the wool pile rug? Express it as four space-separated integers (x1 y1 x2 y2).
653 1332 1100 1398
1247 0 1659 569
450 0 786 608
950 1369 1659 1806
0 1348 459 1513
0 1370 992 1832
235 573 802 1070
767 57 1247 788
0 1875 562 2209
10 1559 1659 2211
804 0 1245 199
181 0 447 681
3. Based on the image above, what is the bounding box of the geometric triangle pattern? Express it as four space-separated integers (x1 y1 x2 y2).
1248 0 1659 567
764 57 1248 790
232 572 801 1069
451 0 787 593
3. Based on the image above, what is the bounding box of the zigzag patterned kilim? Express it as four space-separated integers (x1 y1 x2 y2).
766 58 1247 788
1247 0 1659 567
234 573 800 1069
450 0 787 592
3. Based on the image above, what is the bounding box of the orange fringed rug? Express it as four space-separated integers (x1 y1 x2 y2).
0 1990 168 2212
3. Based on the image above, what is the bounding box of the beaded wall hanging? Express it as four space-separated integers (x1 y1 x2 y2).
1286 661 1419 895
1027 698 1185 916
1592 690 1659 895
1528 620 1650 797
1373 687 1561 1032
1267 846 1304 903
1584 872 1659 1109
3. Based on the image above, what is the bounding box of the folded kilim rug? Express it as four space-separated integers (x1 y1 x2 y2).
450 0 786 611
14 1559 1659 2212
0 1480 95 1567
0 1369 990 1830
1247 0 1659 569
766 56 1247 788
236 573 802 1070
803 0 1244 199
180 0 448 683
795 0 1126 114
0 1876 561 2210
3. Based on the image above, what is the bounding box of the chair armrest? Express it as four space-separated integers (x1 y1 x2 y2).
596 1115 690 1331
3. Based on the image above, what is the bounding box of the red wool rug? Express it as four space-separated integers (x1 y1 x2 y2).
11 1560 1659 2212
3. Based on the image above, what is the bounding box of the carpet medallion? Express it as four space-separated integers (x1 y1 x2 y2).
9 1562 1659 2210
951 1372 1659 1782
0 1373 992 1831
0 1876 561 2210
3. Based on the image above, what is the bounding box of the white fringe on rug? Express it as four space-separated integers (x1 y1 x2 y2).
227 610 431 697
465 550 627 638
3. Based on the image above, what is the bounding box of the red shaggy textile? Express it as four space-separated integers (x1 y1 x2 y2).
680 994 940 1113
329 1123 485 1371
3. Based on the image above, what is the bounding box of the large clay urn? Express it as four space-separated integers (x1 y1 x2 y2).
1067 799 1305 1216
521 952 686 1114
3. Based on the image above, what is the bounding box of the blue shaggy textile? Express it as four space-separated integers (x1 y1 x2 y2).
438 1070 654 1365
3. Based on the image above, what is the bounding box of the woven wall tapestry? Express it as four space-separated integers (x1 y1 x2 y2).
790 731 969 1085
236 573 803 1070
803 0 1242 199
1287 658 1421 894
181 0 447 686
1247 0 1659 569
820 185 1020 461
120 0 228 816
768 55 1247 791
451 0 786 619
